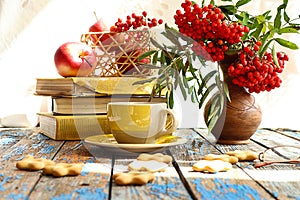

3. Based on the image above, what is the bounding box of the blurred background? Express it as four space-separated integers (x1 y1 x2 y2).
0 0 299 129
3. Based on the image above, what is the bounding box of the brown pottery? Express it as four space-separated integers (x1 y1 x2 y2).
204 54 262 144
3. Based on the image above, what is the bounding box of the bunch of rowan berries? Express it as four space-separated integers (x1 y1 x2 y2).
174 0 249 62
110 11 163 32
227 41 289 93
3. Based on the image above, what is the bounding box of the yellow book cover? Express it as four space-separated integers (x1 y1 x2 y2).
37 112 110 140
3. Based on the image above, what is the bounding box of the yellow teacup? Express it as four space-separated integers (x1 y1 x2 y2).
107 102 179 144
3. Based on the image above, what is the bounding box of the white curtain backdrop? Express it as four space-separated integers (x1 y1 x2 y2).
0 0 299 129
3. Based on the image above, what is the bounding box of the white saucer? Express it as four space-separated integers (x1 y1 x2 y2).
84 134 187 154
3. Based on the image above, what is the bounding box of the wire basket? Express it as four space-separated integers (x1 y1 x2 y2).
81 29 152 77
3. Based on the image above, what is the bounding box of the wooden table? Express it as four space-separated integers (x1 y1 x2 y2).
0 127 299 200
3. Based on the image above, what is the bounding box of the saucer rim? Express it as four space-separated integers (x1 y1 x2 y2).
84 134 187 150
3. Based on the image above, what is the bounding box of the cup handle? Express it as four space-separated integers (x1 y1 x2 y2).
159 109 179 136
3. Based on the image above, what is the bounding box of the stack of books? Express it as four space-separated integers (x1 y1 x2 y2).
35 77 165 140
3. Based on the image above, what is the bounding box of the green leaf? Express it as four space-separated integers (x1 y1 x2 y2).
274 11 282 29
259 38 274 57
234 14 243 22
207 113 218 132
284 10 290 22
255 15 266 24
150 38 164 50
260 31 271 46
218 5 237 16
182 60 189 76
183 75 189 88
236 0 251 7
198 70 218 94
175 57 185 71
138 50 156 61
207 105 220 124
133 77 156 85
275 38 299 50
167 90 174 108
262 10 272 18
192 87 200 103
272 44 280 68
223 82 231 102
152 51 158 65
186 77 194 81
188 85 194 95
250 23 263 39
206 95 220 122
199 83 217 109
173 67 179 89
241 12 250 26
278 27 299 34
178 76 188 101
162 31 182 50
160 50 166 65
164 23 193 45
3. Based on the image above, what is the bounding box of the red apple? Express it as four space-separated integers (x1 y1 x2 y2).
88 18 125 53
89 18 111 45
54 42 97 77
89 18 108 32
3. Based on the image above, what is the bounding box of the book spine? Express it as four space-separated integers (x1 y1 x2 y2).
39 115 110 140
39 115 57 139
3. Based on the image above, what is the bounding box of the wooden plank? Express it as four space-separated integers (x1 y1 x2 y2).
0 128 31 155
248 129 300 199
251 129 300 147
251 129 300 164
0 129 64 199
111 173 191 200
196 128 300 200
0 128 298 199
272 128 300 141
29 141 112 199
110 130 193 200
169 129 274 200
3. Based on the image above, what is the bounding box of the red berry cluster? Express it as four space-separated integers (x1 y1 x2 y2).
110 11 163 32
227 42 289 93
174 0 249 61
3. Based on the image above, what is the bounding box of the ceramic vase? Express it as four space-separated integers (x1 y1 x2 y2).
204 54 262 144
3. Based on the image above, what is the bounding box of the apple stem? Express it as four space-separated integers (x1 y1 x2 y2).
80 56 93 68
93 11 98 21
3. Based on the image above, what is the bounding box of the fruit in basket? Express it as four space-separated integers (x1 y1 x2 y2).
54 42 97 77
89 17 108 33
89 17 110 45
89 18 125 53
116 48 150 75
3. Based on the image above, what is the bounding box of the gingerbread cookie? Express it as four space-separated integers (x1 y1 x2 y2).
226 150 258 161
16 155 55 171
112 172 155 186
136 153 172 164
202 154 239 164
43 163 83 177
